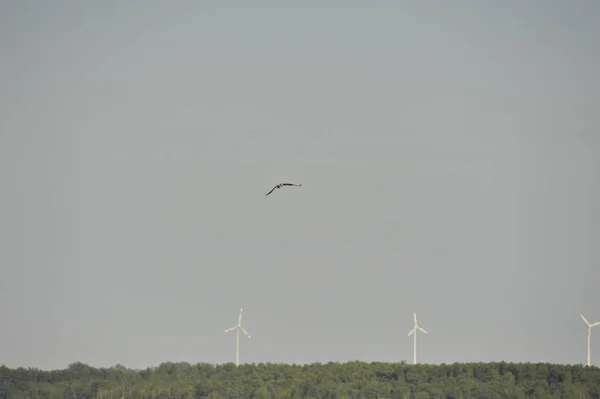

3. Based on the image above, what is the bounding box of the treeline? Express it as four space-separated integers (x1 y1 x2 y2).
1 361 599 399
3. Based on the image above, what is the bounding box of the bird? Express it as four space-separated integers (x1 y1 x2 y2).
265 183 302 196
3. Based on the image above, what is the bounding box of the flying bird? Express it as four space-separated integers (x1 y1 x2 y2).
265 183 302 196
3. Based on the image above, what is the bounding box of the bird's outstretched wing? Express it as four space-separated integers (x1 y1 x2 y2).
281 183 302 187
265 185 279 196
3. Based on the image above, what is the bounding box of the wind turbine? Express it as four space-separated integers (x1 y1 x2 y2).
580 313 600 367
407 310 428 364
224 308 251 367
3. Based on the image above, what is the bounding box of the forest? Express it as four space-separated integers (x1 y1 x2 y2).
1 361 599 399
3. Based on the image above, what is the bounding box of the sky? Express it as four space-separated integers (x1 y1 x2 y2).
1 0 599 371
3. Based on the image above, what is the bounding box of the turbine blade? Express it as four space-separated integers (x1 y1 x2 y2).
581 313 591 326
413 312 417 325
238 309 243 324
240 327 251 338
418 327 428 334
591 322 600 327
224 326 237 333
408 329 414 336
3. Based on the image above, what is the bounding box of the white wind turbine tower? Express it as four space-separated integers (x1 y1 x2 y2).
407 310 428 364
580 313 600 367
224 308 251 367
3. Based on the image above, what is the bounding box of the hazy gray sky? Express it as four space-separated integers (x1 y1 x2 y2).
1 0 599 370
